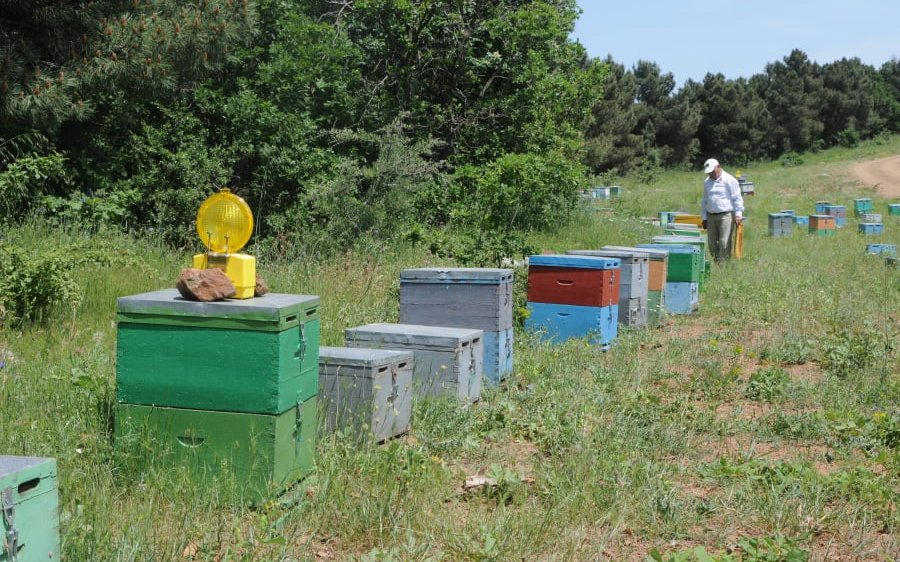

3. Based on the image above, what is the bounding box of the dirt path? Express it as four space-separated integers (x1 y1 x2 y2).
848 154 900 198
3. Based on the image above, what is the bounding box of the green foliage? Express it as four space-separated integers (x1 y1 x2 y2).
820 324 894 379
0 153 69 219
0 239 146 325
759 336 815 365
835 127 860 148
744 367 791 401
778 152 804 167
420 152 584 265
648 535 810 562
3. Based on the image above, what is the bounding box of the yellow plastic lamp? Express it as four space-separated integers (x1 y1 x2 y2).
192 188 256 299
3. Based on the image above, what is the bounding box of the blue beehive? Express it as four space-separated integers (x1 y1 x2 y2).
659 211 678 228
779 209 795 216
525 302 618 346
815 201 831 214
400 268 512 387
526 254 620 347
889 204 900 216
824 205 847 227
793 215 809 225
665 282 699 314
567 249 649 328
858 223 884 235
866 244 897 256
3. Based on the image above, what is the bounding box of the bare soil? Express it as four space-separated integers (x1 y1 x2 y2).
849 154 900 198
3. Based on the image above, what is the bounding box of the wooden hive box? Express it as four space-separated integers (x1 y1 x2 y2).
566 250 648 300
116 290 319 414
859 213 882 223
809 215 836 233
768 213 793 237
0 456 59 562
601 246 669 293
858 223 884 235
854 198 873 214
637 244 701 283
673 214 703 227
344 324 483 402
525 302 618 346
399 268 513 386
665 282 699 314
318 347 414 441
865 243 896 256
114 397 316 503
794 215 809 225
824 205 847 227
889 204 900 216
815 201 831 214
527 254 620 307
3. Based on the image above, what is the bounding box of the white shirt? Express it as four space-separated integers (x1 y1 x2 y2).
702 170 744 220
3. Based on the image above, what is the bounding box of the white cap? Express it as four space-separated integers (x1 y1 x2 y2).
703 158 719 174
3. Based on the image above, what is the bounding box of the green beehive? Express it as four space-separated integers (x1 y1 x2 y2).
116 290 320 414
637 244 702 282
647 290 666 327
114 396 316 502
663 228 701 237
1 456 59 562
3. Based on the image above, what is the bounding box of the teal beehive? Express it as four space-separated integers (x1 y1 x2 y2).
1 456 59 562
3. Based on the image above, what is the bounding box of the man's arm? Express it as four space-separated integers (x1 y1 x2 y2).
730 176 744 223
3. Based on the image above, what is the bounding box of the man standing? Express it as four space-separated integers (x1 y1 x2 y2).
701 158 744 262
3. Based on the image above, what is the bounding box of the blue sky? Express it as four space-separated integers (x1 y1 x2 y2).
572 1 900 88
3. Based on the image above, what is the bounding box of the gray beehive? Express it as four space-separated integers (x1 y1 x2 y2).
399 268 513 332
318 347 413 441
345 324 483 402
566 249 649 327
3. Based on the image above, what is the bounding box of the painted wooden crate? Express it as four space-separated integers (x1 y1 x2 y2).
824 205 847 227
793 215 809 225
665 282 699 314
116 290 320 414
853 198 873 214
647 290 666 327
815 201 831 214
525 302 618 346
481 328 513 387
566 250 648 299
0 456 59 562
866 244 897 256
399 268 513 385
889 204 900 216
809 215 836 233
399 268 513 332
664 228 701 237
858 223 884 235
658 211 678 228
318 347 413 441
344 324 482 402
768 213 793 237
602 246 669 292
779 209 796 216
650 236 707 287
859 213 882 223
673 214 703 227
527 255 620 307
620 296 648 328
114 397 316 503
637 244 701 283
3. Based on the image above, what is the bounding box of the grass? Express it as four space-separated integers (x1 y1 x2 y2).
1 136 899 560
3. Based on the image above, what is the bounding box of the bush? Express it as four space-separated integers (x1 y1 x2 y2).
836 127 860 148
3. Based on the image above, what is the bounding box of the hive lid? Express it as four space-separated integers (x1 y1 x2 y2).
117 289 319 330
528 254 620 269
651 235 706 246
319 346 413 368
637 243 700 254
0 456 57 497
345 323 482 350
567 249 649 260
400 268 513 284
601 245 669 260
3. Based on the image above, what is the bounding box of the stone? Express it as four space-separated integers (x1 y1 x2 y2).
175 268 236 301
255 274 270 296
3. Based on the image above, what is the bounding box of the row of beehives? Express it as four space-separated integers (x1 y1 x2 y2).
767 199 899 238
